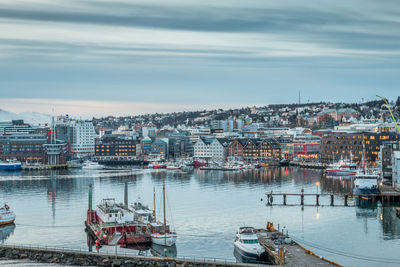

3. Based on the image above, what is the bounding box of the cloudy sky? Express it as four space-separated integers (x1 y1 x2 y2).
0 0 399 116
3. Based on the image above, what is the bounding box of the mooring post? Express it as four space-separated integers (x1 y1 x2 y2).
344 195 348 206
301 194 304 205
283 194 287 205
316 194 320 206
330 194 334 206
124 181 128 208
88 184 93 211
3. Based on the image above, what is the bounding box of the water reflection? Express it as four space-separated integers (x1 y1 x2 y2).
1 167 400 267
0 224 15 244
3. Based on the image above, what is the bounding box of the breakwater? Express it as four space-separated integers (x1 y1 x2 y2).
0 245 267 267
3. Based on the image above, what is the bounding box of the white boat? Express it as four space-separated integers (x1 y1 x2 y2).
151 182 177 247
325 159 357 176
68 160 83 169
0 204 16 226
82 161 104 170
150 223 177 246
234 227 264 260
353 169 380 197
166 164 181 170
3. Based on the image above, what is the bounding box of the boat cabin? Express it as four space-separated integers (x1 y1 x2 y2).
96 198 133 224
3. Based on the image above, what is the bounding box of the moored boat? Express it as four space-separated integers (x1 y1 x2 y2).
0 203 16 226
0 159 22 171
151 180 177 247
82 161 104 170
85 185 151 246
325 160 357 176
234 227 265 261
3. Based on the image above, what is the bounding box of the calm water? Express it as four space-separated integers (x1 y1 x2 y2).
1 167 400 266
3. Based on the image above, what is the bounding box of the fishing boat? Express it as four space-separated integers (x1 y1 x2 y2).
325 160 357 176
130 199 154 224
0 159 22 171
85 185 151 246
0 203 16 226
151 182 177 247
234 227 265 261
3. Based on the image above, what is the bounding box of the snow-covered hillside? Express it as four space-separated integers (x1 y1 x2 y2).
0 109 51 125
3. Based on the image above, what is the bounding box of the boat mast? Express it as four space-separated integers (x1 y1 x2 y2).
163 175 167 250
153 186 156 222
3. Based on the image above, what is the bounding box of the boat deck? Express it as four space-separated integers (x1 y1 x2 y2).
256 229 340 267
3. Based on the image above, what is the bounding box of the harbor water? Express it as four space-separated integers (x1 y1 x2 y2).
1 167 400 266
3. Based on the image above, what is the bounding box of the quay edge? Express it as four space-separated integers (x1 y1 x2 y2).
0 244 270 267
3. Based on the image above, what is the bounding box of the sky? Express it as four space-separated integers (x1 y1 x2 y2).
0 0 399 116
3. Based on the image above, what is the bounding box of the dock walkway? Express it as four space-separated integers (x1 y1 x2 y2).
256 229 341 267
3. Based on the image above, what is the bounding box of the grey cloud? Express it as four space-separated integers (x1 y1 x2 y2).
1 2 400 52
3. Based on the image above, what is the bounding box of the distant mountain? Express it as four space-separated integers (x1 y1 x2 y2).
0 109 51 125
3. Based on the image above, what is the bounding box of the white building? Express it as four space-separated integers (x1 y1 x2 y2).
142 126 157 138
71 121 96 158
193 137 227 160
393 151 400 191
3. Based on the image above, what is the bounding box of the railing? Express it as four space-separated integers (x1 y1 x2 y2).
0 242 270 266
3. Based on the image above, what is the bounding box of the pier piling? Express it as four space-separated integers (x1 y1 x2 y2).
301 194 304 206
344 195 348 206
330 195 334 206
283 194 286 205
316 194 320 206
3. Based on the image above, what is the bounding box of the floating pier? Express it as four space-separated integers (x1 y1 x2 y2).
289 161 327 169
256 225 341 266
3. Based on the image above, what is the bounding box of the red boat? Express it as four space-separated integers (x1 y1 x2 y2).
85 186 151 246
193 160 206 168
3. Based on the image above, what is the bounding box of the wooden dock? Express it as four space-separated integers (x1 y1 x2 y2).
22 164 69 171
265 193 352 206
256 227 341 267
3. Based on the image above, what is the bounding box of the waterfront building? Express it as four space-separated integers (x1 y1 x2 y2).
42 141 68 165
193 137 228 160
380 141 400 179
227 138 281 161
166 134 193 159
150 138 168 159
0 133 47 163
392 151 400 190
95 134 137 159
71 121 96 158
141 136 152 155
320 131 399 165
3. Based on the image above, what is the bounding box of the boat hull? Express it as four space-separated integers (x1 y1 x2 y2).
325 169 356 176
0 219 15 226
151 233 177 246
0 164 22 171
233 243 262 260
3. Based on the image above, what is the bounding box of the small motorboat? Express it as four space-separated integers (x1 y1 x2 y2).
0 203 16 226
234 227 264 261
82 161 104 170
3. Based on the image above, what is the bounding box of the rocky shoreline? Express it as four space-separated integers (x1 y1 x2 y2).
0 245 256 267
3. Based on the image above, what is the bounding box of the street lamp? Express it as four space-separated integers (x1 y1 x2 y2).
315 181 320 194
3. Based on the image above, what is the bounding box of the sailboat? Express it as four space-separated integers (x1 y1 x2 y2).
150 180 177 247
